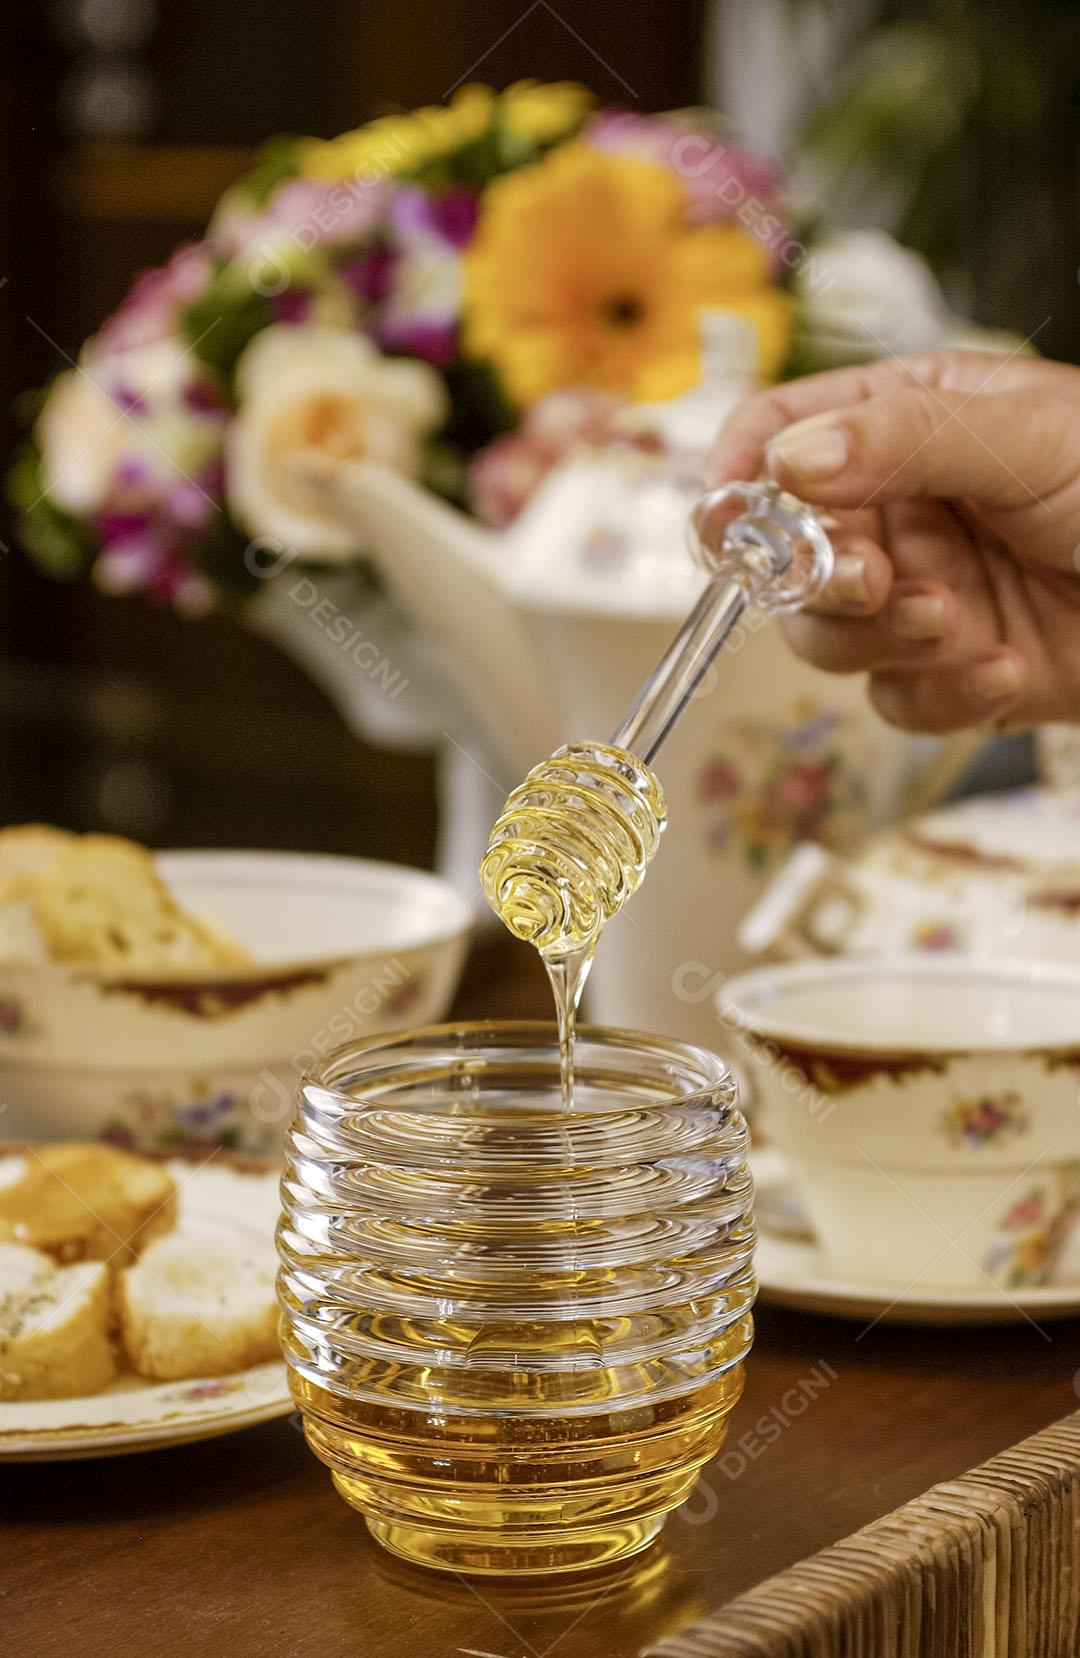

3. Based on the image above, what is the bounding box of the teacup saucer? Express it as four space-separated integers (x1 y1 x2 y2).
751 1147 1080 1326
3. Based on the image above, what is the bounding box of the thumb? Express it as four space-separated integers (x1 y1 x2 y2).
765 385 1078 560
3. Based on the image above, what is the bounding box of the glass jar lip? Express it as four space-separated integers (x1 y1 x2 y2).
303 1018 734 1106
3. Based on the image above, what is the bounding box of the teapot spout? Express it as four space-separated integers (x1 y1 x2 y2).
327 460 502 583
318 460 553 769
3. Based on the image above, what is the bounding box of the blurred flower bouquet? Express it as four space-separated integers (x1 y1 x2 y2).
10 81 995 612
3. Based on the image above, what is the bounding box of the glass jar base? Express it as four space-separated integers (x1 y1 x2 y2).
364 1512 667 1577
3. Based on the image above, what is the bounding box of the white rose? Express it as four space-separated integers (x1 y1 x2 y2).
380 239 461 332
36 367 129 515
225 325 447 560
796 231 952 367
36 338 217 515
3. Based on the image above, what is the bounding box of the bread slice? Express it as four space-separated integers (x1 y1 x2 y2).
32 834 249 973
117 1233 279 1380
0 1144 177 1264
0 1240 54 1302
0 1252 115 1400
0 824 75 892
0 826 77 958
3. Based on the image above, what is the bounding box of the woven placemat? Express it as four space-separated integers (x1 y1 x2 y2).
646 1410 1080 1657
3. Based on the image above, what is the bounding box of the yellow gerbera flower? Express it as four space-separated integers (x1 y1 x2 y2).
302 85 495 183
464 143 791 406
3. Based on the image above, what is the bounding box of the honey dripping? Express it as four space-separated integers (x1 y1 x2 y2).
479 742 667 1102
480 481 836 1102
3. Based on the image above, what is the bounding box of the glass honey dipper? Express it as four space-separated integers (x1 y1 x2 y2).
480 481 836 1094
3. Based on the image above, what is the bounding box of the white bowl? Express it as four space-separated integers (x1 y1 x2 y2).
0 851 471 1153
719 955 1080 1293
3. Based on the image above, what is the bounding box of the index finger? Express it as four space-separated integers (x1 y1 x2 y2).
706 351 1038 484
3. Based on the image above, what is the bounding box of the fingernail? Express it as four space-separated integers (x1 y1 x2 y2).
829 553 869 606
766 415 849 483
892 592 948 641
967 657 1023 703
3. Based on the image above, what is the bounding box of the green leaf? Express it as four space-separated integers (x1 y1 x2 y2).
195 513 266 599
6 441 98 581
179 268 273 389
437 357 515 452
231 134 306 207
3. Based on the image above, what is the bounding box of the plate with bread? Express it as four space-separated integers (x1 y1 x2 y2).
0 1140 290 1459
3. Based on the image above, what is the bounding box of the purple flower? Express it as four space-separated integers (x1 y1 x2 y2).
167 479 215 530
95 508 153 543
210 175 387 262
272 290 314 324
429 187 479 249
183 379 226 416
109 383 147 415
269 175 386 246
340 245 398 305
368 187 471 366
114 456 153 488
376 314 457 367
94 503 215 613
391 185 478 249
96 526 172 591
97 534 212 612
98 244 213 353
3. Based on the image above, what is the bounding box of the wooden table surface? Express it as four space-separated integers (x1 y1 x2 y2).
8 937 1080 1658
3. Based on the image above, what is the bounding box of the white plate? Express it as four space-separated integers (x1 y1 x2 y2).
0 1156 290 1460
752 1147 1080 1326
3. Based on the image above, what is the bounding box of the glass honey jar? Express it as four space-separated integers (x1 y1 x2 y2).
277 1021 755 1576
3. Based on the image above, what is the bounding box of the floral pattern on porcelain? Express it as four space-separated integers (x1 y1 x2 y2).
0 997 34 1037
100 1080 281 1156
699 703 869 872
940 1091 1029 1150
174 1378 238 1404
911 920 963 952
800 787 1080 966
384 970 424 1017
982 1168 1080 1288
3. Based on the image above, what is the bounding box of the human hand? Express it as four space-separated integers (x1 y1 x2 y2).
708 352 1080 732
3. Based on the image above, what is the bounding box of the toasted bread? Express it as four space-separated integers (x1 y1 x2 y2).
0 1144 177 1264
0 824 75 890
0 1249 115 1400
117 1232 279 1380
0 825 250 973
32 835 244 973
0 825 76 937
0 1239 54 1303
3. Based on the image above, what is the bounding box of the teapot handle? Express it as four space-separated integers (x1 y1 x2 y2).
736 842 867 961
738 727 988 961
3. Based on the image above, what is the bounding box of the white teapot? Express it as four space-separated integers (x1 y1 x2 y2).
314 364 975 1048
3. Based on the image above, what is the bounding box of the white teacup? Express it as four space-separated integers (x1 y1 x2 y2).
720 955 1080 1293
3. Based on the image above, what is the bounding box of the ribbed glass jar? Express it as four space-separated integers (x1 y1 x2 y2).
277 1021 755 1576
